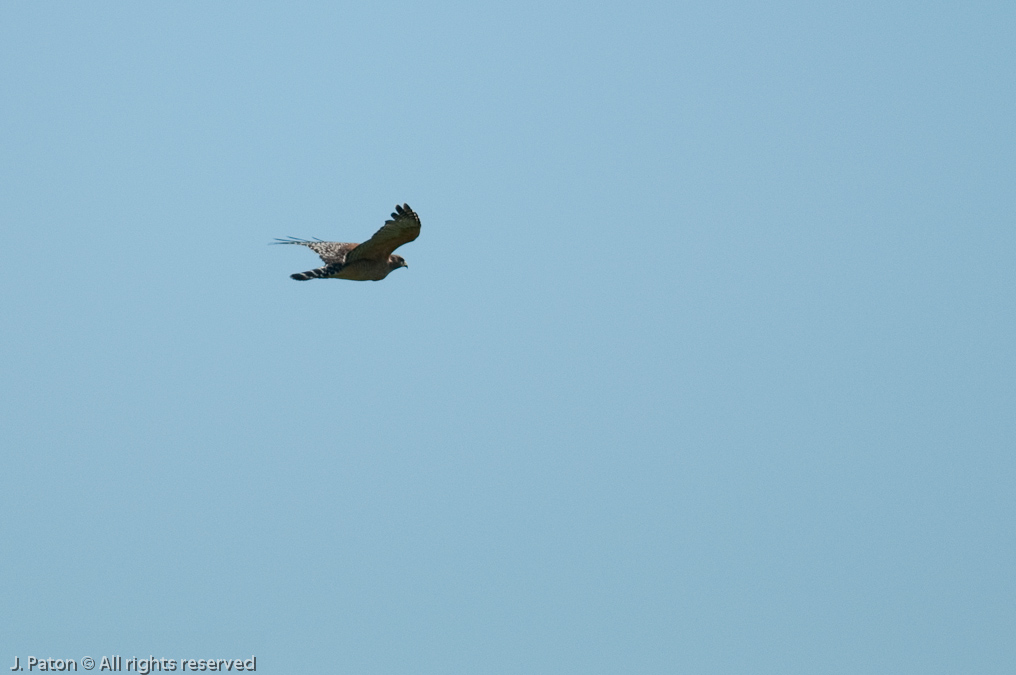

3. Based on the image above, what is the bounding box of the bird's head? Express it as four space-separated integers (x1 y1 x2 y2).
389 255 408 270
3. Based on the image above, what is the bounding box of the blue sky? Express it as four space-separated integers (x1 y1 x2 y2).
1 2 1013 673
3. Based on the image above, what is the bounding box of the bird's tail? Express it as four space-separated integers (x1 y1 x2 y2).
290 265 338 281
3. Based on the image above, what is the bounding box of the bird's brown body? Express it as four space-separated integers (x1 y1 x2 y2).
329 254 406 281
274 204 420 282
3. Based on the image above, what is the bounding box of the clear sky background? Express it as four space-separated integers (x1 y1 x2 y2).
1 2 1013 673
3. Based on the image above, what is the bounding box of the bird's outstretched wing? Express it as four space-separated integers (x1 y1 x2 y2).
344 204 421 264
272 238 356 264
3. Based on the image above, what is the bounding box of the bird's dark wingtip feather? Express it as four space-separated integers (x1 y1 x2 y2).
273 237 321 245
392 203 415 220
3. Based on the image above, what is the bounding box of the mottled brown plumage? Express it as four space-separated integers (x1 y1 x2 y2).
274 204 421 281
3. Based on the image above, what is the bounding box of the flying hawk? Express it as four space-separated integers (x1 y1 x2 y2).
273 203 421 281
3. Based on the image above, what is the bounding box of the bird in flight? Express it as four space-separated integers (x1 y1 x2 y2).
273 203 421 281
